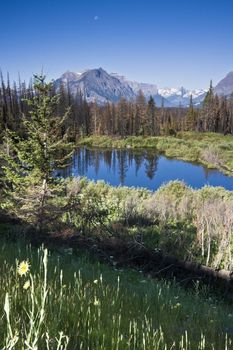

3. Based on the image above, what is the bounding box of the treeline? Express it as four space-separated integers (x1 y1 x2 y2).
1 74 233 141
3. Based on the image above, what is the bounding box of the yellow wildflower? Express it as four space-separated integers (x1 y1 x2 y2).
17 260 30 277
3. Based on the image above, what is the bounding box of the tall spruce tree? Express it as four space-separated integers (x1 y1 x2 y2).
0 75 74 232
199 80 215 131
146 96 158 135
185 95 197 130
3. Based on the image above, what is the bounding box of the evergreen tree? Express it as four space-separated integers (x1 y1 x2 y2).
117 97 128 136
136 90 146 135
219 96 230 134
0 75 74 232
199 80 215 131
185 95 197 130
228 94 233 134
91 100 99 135
146 96 158 135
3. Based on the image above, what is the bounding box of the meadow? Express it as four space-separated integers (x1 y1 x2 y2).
1 238 233 349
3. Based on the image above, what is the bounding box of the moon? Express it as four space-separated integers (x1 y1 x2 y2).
94 16 99 21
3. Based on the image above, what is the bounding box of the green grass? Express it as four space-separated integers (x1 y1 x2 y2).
77 132 233 175
1 238 233 349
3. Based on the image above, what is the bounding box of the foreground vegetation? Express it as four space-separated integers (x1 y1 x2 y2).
78 132 233 175
1 238 233 349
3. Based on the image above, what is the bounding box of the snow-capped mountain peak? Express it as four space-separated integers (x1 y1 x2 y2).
158 87 207 106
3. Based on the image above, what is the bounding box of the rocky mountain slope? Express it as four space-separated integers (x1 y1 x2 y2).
110 73 172 107
55 68 135 104
214 72 233 96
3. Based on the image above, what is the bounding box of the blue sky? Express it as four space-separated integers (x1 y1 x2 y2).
1 0 233 89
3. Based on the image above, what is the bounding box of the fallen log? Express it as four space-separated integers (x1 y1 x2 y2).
31 231 233 295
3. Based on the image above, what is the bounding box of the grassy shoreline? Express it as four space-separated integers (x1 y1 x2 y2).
77 132 233 176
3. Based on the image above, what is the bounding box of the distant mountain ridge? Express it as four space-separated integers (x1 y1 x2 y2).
214 72 233 96
110 73 172 107
54 68 233 107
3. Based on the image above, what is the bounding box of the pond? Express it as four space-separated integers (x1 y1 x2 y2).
58 147 233 191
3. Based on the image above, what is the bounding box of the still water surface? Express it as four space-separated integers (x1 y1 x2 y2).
59 147 233 191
